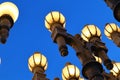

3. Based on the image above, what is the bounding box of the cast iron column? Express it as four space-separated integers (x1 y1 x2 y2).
32 67 49 80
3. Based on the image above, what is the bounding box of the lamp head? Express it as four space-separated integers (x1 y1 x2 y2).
0 2 19 44
45 11 66 32
28 52 48 73
0 2 19 23
62 62 80 80
104 23 120 39
111 62 120 76
81 24 101 42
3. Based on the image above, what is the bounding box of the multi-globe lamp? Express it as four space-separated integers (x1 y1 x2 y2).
1 1 120 80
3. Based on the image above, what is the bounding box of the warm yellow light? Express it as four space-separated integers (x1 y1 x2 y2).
0 2 19 22
45 11 66 32
28 52 48 73
81 25 101 42
104 23 120 39
94 55 102 64
111 62 120 76
62 64 80 80
79 77 84 80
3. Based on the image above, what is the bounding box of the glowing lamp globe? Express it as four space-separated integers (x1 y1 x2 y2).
45 11 66 32
0 2 19 22
104 23 120 39
28 52 48 73
111 62 120 76
81 25 101 42
62 63 80 80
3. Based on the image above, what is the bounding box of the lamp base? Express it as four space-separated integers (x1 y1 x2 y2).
82 61 104 80
0 14 14 44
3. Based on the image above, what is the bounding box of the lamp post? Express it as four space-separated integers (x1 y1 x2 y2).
62 62 84 80
104 23 120 47
28 52 48 80
0 2 19 44
104 0 120 22
45 11 105 80
81 24 113 70
28 11 120 80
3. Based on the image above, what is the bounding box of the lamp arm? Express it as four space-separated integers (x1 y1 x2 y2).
86 36 113 70
51 25 95 65
51 25 104 80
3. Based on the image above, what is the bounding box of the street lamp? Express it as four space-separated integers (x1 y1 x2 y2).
0 2 19 43
45 11 67 56
81 24 113 70
104 23 120 47
45 11 105 80
28 52 48 80
27 11 120 80
104 0 120 22
62 62 83 80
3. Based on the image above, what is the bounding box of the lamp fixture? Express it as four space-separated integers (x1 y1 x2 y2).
0 2 19 43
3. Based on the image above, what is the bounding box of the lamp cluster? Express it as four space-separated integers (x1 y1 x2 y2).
0 1 120 80
28 11 120 80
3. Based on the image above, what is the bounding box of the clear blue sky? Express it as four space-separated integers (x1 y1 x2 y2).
0 0 120 80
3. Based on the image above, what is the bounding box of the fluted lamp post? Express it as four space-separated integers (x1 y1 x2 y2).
28 52 48 80
45 11 105 80
81 24 113 70
104 23 120 47
0 2 19 43
111 61 120 79
45 11 67 56
104 0 120 22
62 62 84 80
